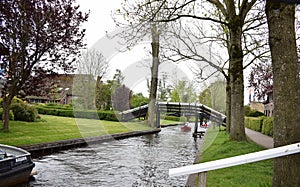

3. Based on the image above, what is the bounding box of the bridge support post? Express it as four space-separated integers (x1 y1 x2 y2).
193 113 199 138
193 113 204 138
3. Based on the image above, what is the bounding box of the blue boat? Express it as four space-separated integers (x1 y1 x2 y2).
0 144 35 187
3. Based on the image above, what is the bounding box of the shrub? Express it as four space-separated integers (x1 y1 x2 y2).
10 103 38 122
0 108 14 120
244 105 251 116
244 117 250 128
247 110 265 117
56 109 74 117
262 117 273 136
164 115 180 121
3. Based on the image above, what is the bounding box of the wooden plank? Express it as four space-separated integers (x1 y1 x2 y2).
169 142 300 177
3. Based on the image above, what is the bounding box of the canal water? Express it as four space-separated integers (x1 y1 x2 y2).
30 124 202 186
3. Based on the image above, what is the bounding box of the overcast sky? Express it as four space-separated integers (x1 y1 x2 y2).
76 1 252 104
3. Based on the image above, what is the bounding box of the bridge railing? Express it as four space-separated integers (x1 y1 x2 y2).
169 142 300 186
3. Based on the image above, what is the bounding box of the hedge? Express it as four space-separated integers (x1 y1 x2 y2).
36 106 118 121
163 115 180 121
262 117 273 136
245 116 273 137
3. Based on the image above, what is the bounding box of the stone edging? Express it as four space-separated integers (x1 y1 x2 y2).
19 128 161 158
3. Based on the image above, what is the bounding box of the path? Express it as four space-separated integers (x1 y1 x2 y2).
245 128 274 149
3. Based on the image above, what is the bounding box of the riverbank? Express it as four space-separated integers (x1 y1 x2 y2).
187 128 273 186
0 115 183 158
20 128 161 158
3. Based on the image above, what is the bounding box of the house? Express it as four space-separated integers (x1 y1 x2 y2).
26 74 76 104
249 101 265 114
264 91 274 117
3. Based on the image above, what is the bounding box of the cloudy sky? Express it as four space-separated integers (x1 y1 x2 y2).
76 1 252 104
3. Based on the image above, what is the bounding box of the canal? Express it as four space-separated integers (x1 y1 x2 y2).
30 124 202 186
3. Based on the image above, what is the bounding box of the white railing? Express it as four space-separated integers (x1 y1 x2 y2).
169 142 300 177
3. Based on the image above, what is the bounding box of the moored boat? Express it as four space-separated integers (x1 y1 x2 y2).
0 144 35 187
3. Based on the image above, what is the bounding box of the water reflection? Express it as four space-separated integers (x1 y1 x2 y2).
31 124 202 186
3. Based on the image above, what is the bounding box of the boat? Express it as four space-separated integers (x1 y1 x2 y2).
0 144 35 187
181 123 191 132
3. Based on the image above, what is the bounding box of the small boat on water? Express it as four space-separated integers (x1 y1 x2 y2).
181 123 191 132
0 144 35 187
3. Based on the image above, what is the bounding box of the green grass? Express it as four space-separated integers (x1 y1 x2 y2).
0 115 153 146
201 130 273 187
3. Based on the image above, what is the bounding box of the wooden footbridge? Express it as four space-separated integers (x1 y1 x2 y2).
119 102 226 137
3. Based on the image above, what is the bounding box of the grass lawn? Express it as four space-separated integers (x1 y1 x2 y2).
200 128 273 187
0 115 154 146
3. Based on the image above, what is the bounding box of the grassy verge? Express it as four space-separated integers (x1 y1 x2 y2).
0 115 153 146
200 129 273 187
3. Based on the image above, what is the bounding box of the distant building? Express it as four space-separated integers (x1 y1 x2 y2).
249 101 265 113
26 74 91 104
264 92 274 117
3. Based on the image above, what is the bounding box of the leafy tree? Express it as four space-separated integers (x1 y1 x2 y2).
95 79 112 110
95 69 125 111
266 1 300 186
130 93 149 108
169 79 197 103
0 0 88 131
199 80 226 113
199 88 212 108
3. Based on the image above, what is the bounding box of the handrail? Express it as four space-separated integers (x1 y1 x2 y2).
169 142 300 177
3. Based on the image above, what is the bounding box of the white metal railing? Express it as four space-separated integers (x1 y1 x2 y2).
169 142 300 177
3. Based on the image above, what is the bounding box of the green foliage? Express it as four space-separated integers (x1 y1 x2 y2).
0 97 25 107
163 115 180 121
199 88 212 107
244 105 265 117
199 81 226 113
130 93 149 108
10 103 38 122
0 108 14 120
245 117 263 132
36 104 118 121
262 117 273 136
169 80 197 103
244 105 251 116
247 110 265 117
245 116 273 137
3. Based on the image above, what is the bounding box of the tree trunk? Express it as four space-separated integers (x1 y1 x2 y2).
228 20 247 141
266 2 300 186
225 78 231 133
2 94 14 132
147 24 160 127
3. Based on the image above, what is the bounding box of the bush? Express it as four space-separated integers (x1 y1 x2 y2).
244 105 251 116
247 110 265 117
0 108 14 120
164 115 180 121
244 117 264 132
262 117 273 136
56 109 74 117
10 103 38 122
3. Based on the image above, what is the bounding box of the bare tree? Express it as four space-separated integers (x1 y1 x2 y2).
145 0 268 140
112 0 170 127
73 49 108 110
266 1 300 186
